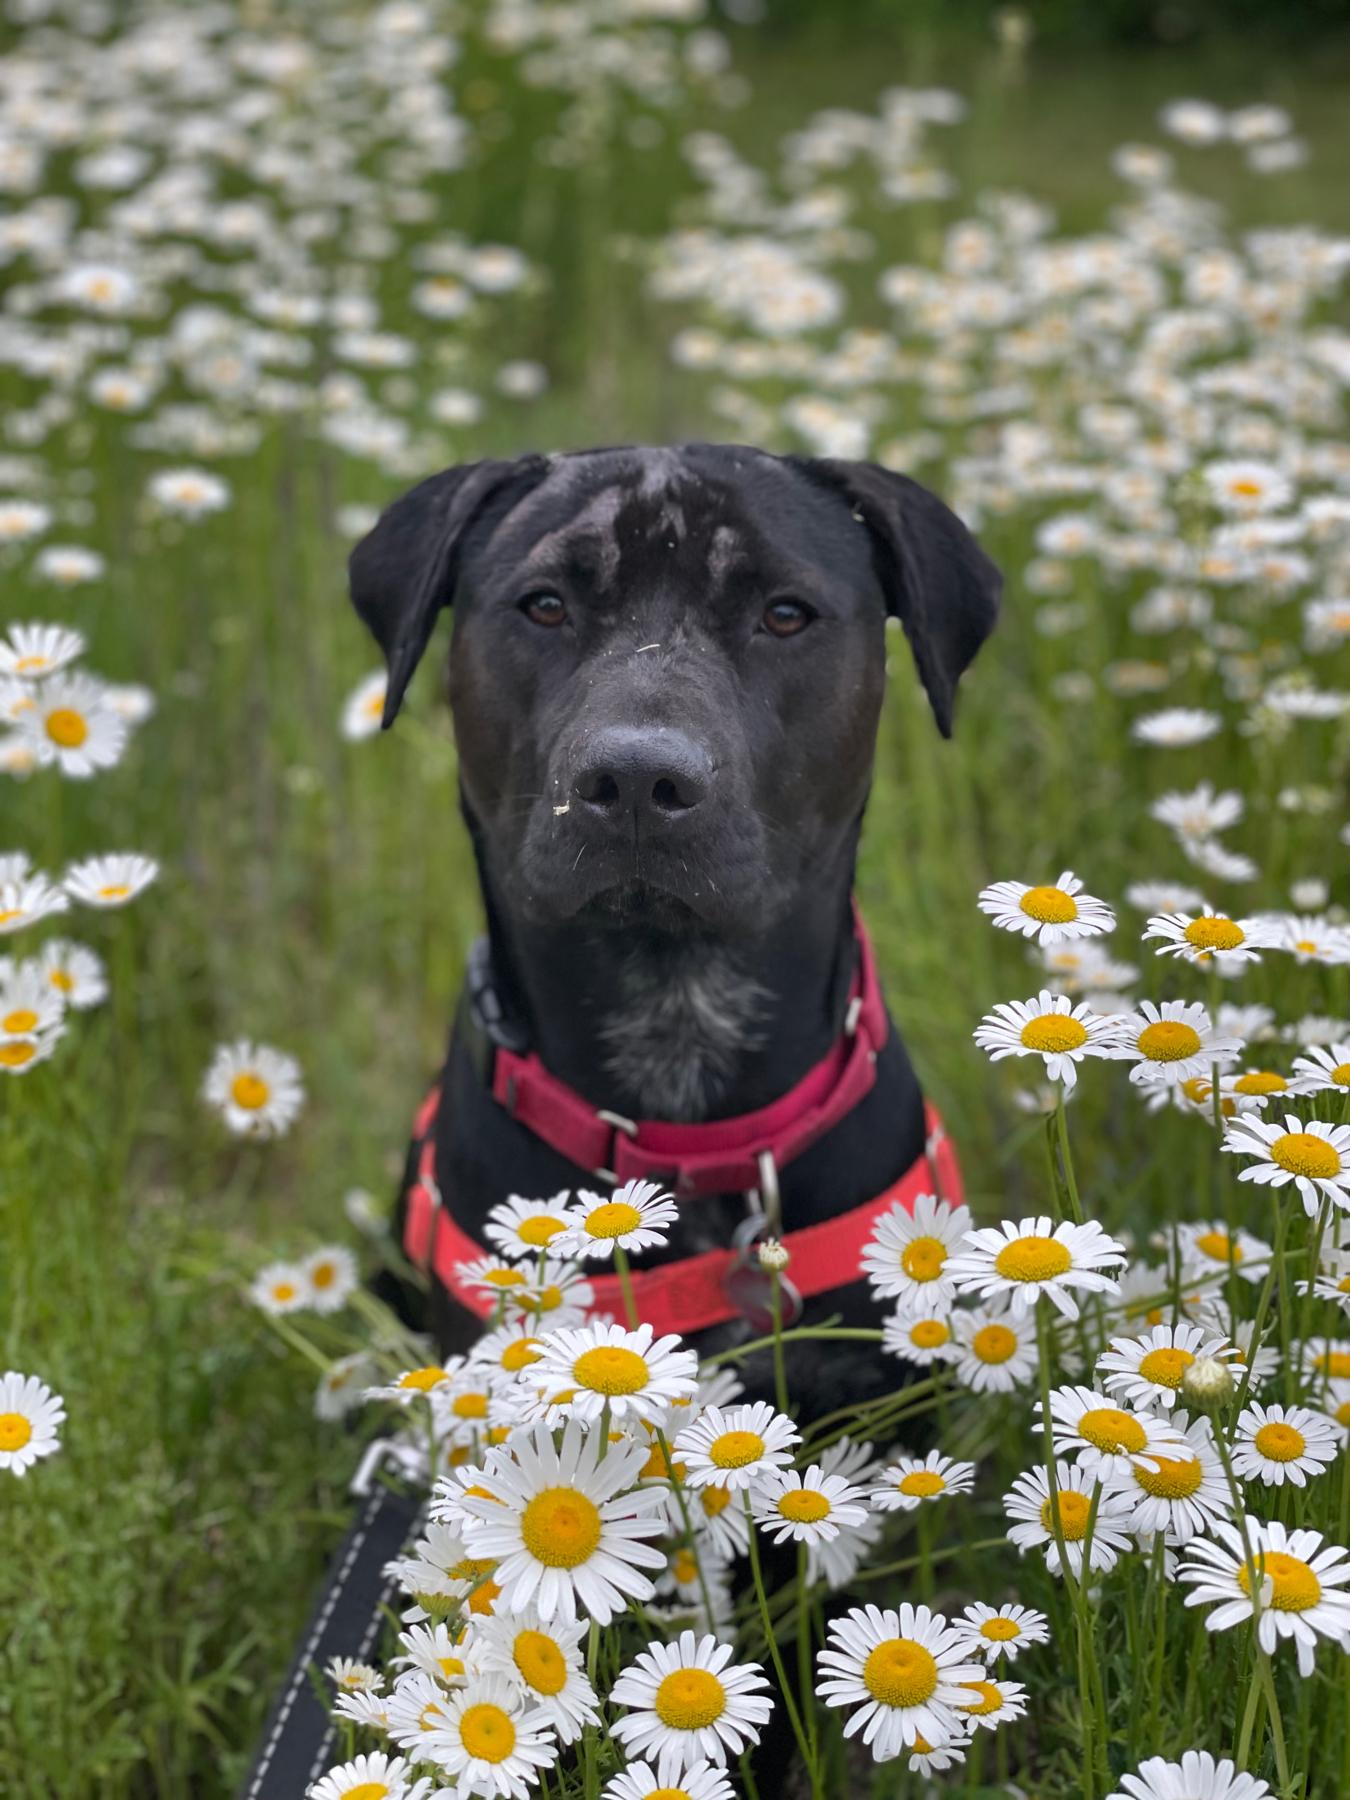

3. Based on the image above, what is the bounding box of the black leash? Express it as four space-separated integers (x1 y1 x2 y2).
236 1440 425 1800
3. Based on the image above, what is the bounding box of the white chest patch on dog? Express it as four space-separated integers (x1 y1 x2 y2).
600 947 769 1122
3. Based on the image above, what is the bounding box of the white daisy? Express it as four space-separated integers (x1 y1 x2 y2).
385 1667 459 1752
907 1731 968 1774
33 938 106 1008
1276 914 1350 966
952 1601 1050 1663
1300 1338 1350 1390
881 1305 960 1367
0 962 63 1042
0 1027 60 1075
1179 1516 1350 1676
1114 1000 1243 1087
1105 1410 1231 1543
341 668 389 741
1143 908 1279 965
307 1751 428 1800
871 1450 976 1512
675 1400 801 1493
470 1325 548 1382
1003 1462 1135 1577
1232 1402 1339 1488
609 1629 772 1780
1131 707 1222 748
249 1262 309 1315
1223 1113 1350 1217
690 1479 751 1561
602 1761 736 1800
391 1620 474 1686
415 1672 558 1799
950 1303 1039 1392
202 1039 305 1138
1107 1751 1273 1800
301 1245 359 1313
522 1322 699 1425
752 1463 869 1543
1040 1384 1186 1479
147 467 231 516
326 1657 382 1694
860 1192 971 1308
1291 1042 1350 1097
1177 1220 1271 1287
1203 458 1293 514
0 1370 65 1476
976 869 1116 945
955 1674 1028 1731
33 545 104 585
550 1179 679 1261
314 1352 374 1422
387 1521 500 1620
973 989 1122 1089
501 1258 595 1329
483 1193 577 1261
0 621 85 680
0 499 51 543
1097 1322 1239 1412
947 1216 1126 1320
456 1420 667 1624
63 852 159 907
15 672 127 777
474 1607 598 1745
815 1601 985 1760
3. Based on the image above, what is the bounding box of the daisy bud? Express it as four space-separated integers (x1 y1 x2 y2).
1182 1354 1236 1414
757 1238 790 1273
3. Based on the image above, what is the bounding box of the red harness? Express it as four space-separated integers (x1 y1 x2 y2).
402 913 962 1337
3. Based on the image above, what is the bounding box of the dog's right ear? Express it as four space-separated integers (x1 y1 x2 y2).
348 455 548 727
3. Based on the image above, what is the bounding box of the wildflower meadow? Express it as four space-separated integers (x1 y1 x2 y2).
4 4 1350 1798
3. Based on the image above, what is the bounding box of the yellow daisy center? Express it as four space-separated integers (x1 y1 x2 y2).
971 1323 1018 1364
1135 1455 1203 1499
514 1628 567 1695
516 1213 568 1247
979 1617 1021 1643
14 653 50 672
97 883 131 900
230 1072 271 1111
640 1440 684 1481
1184 917 1244 952
458 1701 517 1763
1193 1230 1242 1266
958 1679 1005 1716
1253 1422 1306 1462
1270 1132 1341 1180
700 1484 732 1517
1329 1062 1350 1087
708 1429 765 1469
995 1236 1072 1283
44 707 88 748
310 1261 336 1289
48 968 73 992
452 1392 489 1419
1019 885 1078 924
672 1549 700 1584
1234 1071 1286 1096
484 1267 527 1288
1137 1346 1194 1389
777 1488 831 1523
572 1345 650 1396
1019 1014 1089 1054
1295 940 1318 954
862 1638 939 1709
341 1785 390 1800
522 1283 564 1314
270 1282 297 1303
0 1041 37 1067
520 1487 602 1567
1039 1490 1091 1541
1228 477 1265 498
900 1236 947 1282
1335 1400 1350 1427
1136 1020 1202 1062
500 1339 542 1372
655 1667 726 1730
2 1009 38 1033
646 1791 695 1800
1077 1406 1147 1454
1313 1351 1350 1380
898 1470 946 1498
399 1366 449 1392
0 1413 34 1451
584 1201 642 1239
1237 1550 1321 1612
908 1318 951 1350
0 910 24 927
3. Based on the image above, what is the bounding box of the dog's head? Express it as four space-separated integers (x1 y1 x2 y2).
349 444 1000 935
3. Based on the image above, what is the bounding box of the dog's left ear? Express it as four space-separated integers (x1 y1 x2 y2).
349 455 549 727
791 457 1001 737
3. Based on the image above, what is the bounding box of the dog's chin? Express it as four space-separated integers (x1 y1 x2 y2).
574 879 707 932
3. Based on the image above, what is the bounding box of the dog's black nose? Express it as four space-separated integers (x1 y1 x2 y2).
572 726 711 823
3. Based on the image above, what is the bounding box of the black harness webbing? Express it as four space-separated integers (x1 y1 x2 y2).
235 1443 424 1800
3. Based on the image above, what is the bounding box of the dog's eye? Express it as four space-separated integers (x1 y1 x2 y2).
761 598 814 638
520 592 567 628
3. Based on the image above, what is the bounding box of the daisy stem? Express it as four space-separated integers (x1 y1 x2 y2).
1145 1534 1167 1755
1231 1195 1296 1419
1292 1197 1331 1406
260 1311 330 1373
1257 1648 1291 1791
1036 1298 1095 1800
584 1617 601 1800
795 1542 819 1768
769 1268 790 1418
612 1244 640 1329
744 1491 820 1796
653 1425 717 1628
704 1326 885 1367
844 1536 1006 1588
1054 1090 1084 1225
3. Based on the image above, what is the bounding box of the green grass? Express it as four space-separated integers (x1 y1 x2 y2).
4 11 1350 1798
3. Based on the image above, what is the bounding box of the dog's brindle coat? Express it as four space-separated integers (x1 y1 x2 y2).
350 443 999 1418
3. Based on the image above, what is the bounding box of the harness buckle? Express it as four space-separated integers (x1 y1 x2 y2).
843 993 863 1037
596 1108 639 1139
349 1435 426 1497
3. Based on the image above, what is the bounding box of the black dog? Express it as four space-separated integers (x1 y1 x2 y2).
350 443 999 1416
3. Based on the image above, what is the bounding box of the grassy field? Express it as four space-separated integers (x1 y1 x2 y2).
4 5 1350 1796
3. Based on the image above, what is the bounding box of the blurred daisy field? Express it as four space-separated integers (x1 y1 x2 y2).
6 3 1350 1798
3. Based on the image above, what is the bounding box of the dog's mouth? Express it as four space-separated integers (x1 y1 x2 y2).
574 877 705 930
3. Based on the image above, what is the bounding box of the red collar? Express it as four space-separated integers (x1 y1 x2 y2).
484 906 890 1197
403 1100 960 1339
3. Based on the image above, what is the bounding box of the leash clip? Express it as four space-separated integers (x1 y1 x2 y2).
350 1435 427 1498
721 1153 802 1331
592 1108 639 1185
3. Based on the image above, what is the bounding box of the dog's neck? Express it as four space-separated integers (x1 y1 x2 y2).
467 825 862 1125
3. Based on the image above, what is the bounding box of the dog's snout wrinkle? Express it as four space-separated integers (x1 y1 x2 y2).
572 724 712 826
